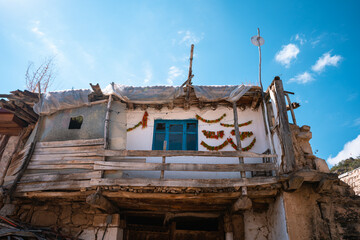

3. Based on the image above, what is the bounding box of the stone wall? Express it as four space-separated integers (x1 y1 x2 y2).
283 182 360 240
0 200 123 240
290 124 330 172
339 167 360 196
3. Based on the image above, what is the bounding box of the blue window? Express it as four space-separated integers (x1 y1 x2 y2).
152 120 198 150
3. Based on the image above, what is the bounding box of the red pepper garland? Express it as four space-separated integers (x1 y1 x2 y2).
196 113 226 123
127 111 148 132
220 120 252 128
200 139 229 151
202 130 225 139
227 137 256 151
230 130 253 140
141 111 149 128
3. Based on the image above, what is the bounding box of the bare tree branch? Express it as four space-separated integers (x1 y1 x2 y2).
25 57 56 93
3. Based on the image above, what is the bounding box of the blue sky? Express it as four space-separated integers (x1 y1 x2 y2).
0 0 359 166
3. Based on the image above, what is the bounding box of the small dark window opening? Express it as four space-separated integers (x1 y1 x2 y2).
68 116 83 129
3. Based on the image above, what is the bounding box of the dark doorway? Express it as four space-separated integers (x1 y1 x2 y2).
124 213 224 240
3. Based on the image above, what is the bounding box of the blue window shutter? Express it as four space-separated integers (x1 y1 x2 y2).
152 119 198 151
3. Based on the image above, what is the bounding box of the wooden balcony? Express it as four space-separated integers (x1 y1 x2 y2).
7 138 278 194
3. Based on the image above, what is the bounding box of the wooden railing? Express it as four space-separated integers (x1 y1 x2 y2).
9 138 278 193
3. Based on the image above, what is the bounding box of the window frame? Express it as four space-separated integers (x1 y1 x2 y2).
152 119 198 151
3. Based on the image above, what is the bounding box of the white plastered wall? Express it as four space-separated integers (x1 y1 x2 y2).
125 105 270 179
269 89 283 170
244 194 289 240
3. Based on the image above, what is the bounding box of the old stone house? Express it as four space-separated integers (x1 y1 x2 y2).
0 77 359 239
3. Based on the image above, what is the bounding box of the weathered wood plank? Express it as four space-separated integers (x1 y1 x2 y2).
27 164 93 170
13 188 279 199
31 155 102 161
94 161 276 172
34 145 104 155
30 159 99 164
16 180 91 192
273 78 296 173
37 138 104 148
100 149 277 158
91 177 278 188
19 171 101 183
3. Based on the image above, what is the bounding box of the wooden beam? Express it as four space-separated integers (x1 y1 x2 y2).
18 171 102 183
94 161 276 172
272 77 296 173
90 83 103 95
31 153 102 161
13 187 280 199
100 149 277 158
287 169 338 183
34 145 104 154
26 164 94 170
91 177 279 188
36 138 104 148
86 192 119 214
316 178 334 193
16 180 91 192
14 190 94 198
232 196 252 212
285 175 304 190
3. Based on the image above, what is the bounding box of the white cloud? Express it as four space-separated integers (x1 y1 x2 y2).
327 135 360 165
30 20 61 56
294 33 306 45
178 30 203 46
166 66 183 85
289 71 314 84
275 43 300 68
312 51 342 72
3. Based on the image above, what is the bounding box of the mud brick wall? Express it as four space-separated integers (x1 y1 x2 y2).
0 200 123 240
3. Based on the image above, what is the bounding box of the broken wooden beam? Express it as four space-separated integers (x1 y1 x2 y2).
285 175 304 191
316 178 333 193
86 192 119 214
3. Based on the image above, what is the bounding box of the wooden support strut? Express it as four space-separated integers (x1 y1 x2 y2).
232 102 247 195
273 77 296 173
284 93 297 125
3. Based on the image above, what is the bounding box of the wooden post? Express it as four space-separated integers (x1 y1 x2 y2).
273 77 296 173
232 102 247 195
231 214 245 240
224 214 234 240
104 95 113 150
160 141 167 179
